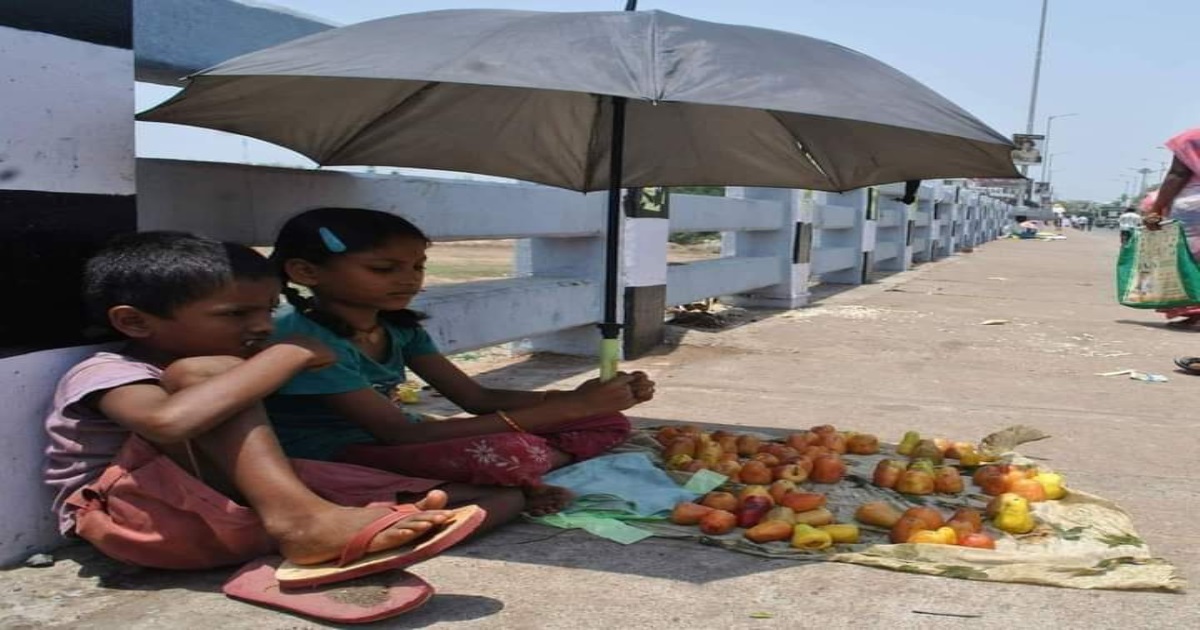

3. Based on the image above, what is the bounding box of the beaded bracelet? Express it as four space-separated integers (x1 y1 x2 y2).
496 409 527 433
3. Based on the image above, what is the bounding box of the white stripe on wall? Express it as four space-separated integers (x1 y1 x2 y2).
0 26 134 196
622 217 669 288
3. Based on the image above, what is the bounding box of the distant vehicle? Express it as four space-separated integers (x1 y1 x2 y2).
1094 207 1122 228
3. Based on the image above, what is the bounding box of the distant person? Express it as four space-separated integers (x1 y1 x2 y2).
1017 219 1039 238
1118 208 1142 245
1140 128 1200 327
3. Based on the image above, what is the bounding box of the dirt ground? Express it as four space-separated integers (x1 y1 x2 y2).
424 239 721 285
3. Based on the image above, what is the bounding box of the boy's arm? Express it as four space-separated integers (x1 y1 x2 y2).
98 343 327 443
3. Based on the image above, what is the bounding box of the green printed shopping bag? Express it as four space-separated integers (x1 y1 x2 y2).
1117 221 1200 308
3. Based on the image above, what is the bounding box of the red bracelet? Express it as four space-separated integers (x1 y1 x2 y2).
496 410 527 433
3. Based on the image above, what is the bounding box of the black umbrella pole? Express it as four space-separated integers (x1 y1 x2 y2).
598 95 628 381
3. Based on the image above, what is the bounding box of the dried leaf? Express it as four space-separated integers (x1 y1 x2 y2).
935 565 990 580
979 425 1050 454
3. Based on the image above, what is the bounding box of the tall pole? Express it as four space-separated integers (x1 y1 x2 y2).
1025 0 1049 135
1132 167 1153 198
1022 0 1050 208
1040 113 1076 182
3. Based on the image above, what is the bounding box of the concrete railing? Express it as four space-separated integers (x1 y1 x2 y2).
139 159 1014 359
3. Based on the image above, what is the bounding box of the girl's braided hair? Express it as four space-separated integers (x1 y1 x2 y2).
272 208 430 335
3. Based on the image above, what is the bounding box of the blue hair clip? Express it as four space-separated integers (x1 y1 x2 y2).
318 227 347 253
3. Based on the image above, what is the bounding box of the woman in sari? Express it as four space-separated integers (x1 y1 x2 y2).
1142 128 1200 327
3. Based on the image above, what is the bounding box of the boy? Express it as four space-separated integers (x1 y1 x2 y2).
43 232 509 572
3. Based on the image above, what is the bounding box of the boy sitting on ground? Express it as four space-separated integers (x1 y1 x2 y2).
43 232 518 571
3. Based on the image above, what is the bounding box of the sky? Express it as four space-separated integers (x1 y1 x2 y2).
135 0 1199 203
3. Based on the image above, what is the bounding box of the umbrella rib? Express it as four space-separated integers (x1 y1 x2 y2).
581 94 607 192
317 80 441 165
764 110 842 191
648 11 662 102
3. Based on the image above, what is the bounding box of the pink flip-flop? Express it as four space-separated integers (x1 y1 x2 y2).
274 504 486 589
224 556 433 624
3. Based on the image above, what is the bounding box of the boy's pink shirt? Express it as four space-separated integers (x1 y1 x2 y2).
43 352 161 534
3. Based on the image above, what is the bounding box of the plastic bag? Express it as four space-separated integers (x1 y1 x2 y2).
1116 221 1200 308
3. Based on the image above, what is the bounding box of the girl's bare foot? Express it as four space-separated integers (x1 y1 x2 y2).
523 484 574 516
272 490 453 565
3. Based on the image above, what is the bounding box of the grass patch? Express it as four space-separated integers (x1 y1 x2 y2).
425 262 512 283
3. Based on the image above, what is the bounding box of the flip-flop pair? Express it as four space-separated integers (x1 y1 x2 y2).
1173 357 1200 375
223 504 486 624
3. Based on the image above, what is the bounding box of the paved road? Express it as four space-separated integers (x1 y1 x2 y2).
2 228 1196 629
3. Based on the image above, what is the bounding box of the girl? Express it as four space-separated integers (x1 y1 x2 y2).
266 208 655 515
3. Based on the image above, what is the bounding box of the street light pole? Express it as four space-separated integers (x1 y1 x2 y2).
1021 0 1051 208
1025 0 1050 135
1130 167 1154 198
1045 152 1068 190
1040 113 1077 183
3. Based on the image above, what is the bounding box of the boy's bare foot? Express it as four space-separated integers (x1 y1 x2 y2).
273 490 453 565
523 484 574 516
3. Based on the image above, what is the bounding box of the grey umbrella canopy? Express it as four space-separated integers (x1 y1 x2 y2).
139 8 1019 375
139 9 1019 192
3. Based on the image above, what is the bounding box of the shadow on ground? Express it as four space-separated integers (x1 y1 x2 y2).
1115 318 1200 332
52 417 831 602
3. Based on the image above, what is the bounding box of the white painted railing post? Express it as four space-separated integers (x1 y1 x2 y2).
873 185 911 273
620 188 671 358
946 188 962 254
813 189 868 285
723 187 811 308
910 186 935 264
931 189 954 260
515 194 611 357
862 188 878 278
957 189 975 251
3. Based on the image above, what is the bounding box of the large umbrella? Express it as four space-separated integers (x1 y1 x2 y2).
139 6 1020 378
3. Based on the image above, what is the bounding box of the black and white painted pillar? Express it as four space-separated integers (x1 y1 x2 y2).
0 0 135 563
621 187 669 358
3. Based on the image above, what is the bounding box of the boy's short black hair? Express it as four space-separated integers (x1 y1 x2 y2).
84 231 276 324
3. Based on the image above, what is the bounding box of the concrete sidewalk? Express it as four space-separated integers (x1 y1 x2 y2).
3 229 1196 629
